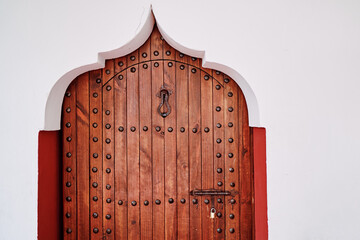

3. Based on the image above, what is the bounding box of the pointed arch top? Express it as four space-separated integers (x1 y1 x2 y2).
44 7 260 130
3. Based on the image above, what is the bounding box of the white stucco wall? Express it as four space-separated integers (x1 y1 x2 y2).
1 0 360 239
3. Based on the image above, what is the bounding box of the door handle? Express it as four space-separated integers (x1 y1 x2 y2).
158 89 171 118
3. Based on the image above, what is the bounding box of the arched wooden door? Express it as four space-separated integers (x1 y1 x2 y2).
62 26 253 240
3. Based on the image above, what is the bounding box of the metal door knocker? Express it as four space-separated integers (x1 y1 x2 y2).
157 87 172 118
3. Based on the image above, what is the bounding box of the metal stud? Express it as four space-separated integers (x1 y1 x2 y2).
130 126 136 132
106 198 111 203
144 200 149 206
93 212 98 218
93 153 98 158
228 107 234 112
106 85 112 91
217 168 222 173
168 127 173 132
66 136 71 142
106 229 111 234
168 198 174 204
143 64 148 69
66 182 71 187
229 228 235 233
105 69 110 75
106 168 111 173
180 127 185 132
217 198 222 203
204 75 209 80
93 228 99 233
105 123 111 129
143 126 148 131
180 198 186 204
216 153 221 158
228 122 233 127
142 52 147 58
204 127 210 133
230 198 236 204
66 152 71 158
93 137 98 142
217 212 222 218
92 182 98 188
154 62 159 67
179 53 184 58
93 196 98 201
192 128 197 133
155 126 161 132
96 78 101 84
65 212 71 218
93 92 98 98
180 65 185 70
106 214 111 219
215 85 221 90
229 167 234 172
192 199 198 204
228 153 234 158
118 61 124 67
105 110 110 115
66 196 71 202
130 56 135 61
106 154 111 159
229 213 235 219
217 181 223 186
228 92 233 97
229 138 234 143
191 68 196 73
93 108 98 114
216 138 222 143
92 167 98 173
118 126 124 132
166 50 171 56
65 92 71 97
217 228 222 233
106 184 111 190
154 51 159 56
93 123 98 128
66 167 72 172
66 228 72 234
216 71 221 75
216 106 221 112
224 78 230 83
204 199 210 204
191 57 197 61
66 122 71 128
118 75 123 80
216 123 222 128
230 182 235 187
168 62 173 67
155 199 161 205
66 107 71 113
131 67 136 73
118 200 123 205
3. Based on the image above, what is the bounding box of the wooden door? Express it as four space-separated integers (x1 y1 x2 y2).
62 26 253 240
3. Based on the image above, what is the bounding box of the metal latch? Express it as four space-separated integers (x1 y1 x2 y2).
189 189 232 196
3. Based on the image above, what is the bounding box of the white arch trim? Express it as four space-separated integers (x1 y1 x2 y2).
44 6 260 130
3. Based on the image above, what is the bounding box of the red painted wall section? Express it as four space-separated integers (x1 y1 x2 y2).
38 130 62 240
251 127 268 240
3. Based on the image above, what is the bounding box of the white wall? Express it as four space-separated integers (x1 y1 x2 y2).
1 0 359 239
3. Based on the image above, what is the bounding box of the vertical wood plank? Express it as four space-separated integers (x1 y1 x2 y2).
224 78 240 239
114 57 128 239
89 69 103 239
103 59 115 239
151 26 165 240
63 82 77 240
200 65 214 240
127 50 141 240
139 40 153 240
239 90 253 239
175 51 189 240
163 42 178 240
212 71 225 240
188 57 202 240
75 73 90 239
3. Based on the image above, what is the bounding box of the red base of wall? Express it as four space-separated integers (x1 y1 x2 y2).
38 128 267 239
